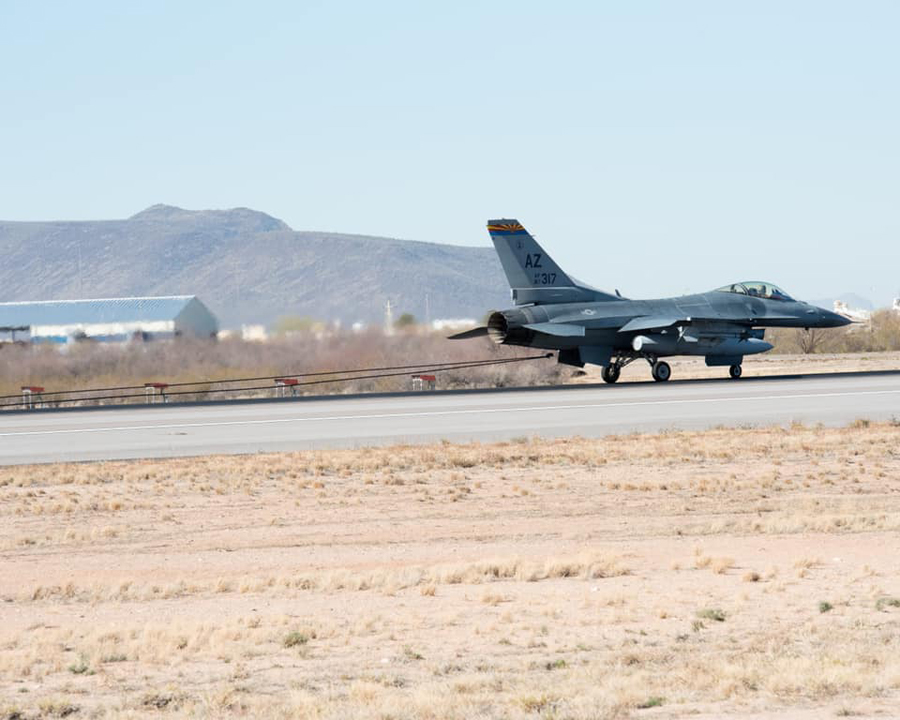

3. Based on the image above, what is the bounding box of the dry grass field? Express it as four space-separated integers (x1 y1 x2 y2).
2 423 900 718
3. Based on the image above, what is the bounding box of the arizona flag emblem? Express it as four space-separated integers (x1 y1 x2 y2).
486 222 525 234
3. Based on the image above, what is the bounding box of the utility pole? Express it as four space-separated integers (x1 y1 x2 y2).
384 299 394 336
77 239 84 297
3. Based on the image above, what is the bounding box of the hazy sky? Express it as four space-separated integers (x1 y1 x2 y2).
2 1 897 305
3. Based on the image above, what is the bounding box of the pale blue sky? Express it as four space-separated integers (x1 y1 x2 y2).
1 1 897 305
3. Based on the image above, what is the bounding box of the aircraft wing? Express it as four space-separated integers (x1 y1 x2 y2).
523 323 586 337
616 316 687 333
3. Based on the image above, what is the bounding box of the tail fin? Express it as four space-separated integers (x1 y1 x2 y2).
487 219 611 305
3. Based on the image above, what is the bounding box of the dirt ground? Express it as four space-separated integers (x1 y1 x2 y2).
574 351 900 384
2 423 900 719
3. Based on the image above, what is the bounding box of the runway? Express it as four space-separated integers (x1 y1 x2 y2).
1 371 899 465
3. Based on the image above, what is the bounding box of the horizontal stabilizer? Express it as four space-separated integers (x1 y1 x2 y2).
523 322 586 337
446 326 489 340
617 316 687 334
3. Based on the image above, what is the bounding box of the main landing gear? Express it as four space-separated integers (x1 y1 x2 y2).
601 354 744 383
601 364 620 384
651 361 671 382
601 354 672 384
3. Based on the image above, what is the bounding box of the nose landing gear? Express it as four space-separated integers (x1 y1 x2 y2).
729 364 743 379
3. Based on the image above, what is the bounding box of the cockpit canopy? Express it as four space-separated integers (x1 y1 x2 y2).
714 282 793 301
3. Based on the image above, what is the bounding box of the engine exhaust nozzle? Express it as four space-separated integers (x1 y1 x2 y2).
487 311 509 344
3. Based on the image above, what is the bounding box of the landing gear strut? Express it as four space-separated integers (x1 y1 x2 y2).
729 364 743 379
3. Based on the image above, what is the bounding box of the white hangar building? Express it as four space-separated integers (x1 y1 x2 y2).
0 296 219 343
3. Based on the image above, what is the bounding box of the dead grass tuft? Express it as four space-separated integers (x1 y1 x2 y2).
696 608 727 622
711 556 735 574
875 597 900 611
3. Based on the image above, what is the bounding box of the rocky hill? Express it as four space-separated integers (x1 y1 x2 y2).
0 205 510 327
810 293 874 312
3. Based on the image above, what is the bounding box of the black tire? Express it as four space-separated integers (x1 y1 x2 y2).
729 364 743 379
652 361 671 382
601 364 620 384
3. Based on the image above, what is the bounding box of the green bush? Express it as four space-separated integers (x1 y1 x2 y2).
283 631 309 648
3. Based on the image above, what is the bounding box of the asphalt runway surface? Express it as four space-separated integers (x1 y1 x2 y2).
1 371 899 465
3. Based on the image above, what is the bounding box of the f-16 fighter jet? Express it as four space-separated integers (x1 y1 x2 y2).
450 219 850 383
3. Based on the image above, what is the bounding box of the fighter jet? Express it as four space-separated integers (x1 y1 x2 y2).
450 219 851 382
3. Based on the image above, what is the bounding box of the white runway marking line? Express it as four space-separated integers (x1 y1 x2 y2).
0 388 898 439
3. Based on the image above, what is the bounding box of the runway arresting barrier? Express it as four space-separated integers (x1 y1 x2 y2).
143 383 169 404
410 374 437 391
20 386 45 409
274 378 300 398
0 353 554 411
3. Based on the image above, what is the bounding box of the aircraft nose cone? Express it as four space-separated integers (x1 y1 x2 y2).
823 309 853 328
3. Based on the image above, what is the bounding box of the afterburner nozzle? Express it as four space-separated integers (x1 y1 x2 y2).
487 311 509 344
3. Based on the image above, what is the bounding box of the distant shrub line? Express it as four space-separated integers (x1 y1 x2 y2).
0 332 569 402
768 310 900 354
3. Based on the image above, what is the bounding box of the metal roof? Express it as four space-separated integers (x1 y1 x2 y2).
0 296 198 326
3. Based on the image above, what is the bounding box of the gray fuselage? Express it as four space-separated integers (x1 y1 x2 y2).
490 290 849 366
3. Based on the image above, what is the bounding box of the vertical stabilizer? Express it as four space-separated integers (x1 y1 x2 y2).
487 219 608 305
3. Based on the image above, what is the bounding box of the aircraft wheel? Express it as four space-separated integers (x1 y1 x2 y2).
652 361 671 382
729 364 743 379
601 364 620 384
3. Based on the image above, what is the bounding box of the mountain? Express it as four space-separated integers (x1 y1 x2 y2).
0 205 510 327
810 293 874 312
